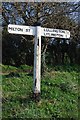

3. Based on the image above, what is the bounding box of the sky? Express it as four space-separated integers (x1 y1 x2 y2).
1 1 79 26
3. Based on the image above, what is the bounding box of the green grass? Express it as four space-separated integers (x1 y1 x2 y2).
1 64 79 119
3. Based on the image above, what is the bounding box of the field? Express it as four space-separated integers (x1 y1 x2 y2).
1 64 79 119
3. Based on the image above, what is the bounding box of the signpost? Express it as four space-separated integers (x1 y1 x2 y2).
8 24 35 35
41 27 70 39
8 24 70 38
8 24 70 101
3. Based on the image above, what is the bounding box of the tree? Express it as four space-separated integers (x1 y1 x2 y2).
2 2 80 66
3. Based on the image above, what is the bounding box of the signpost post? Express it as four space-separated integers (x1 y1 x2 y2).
8 24 70 101
33 23 41 100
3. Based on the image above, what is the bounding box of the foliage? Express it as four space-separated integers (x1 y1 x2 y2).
2 64 79 119
2 2 80 66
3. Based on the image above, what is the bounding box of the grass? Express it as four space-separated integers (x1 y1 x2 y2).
1 64 79 119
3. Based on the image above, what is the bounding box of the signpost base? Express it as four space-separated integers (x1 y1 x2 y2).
33 92 40 102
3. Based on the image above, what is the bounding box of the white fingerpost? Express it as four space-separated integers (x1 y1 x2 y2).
8 24 70 101
33 23 41 100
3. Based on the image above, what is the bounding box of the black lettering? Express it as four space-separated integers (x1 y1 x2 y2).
44 33 50 36
59 30 65 33
15 28 23 31
51 34 56 36
54 30 58 33
26 29 30 32
51 33 63 37
9 27 23 32
46 33 50 35
56 34 63 37
9 27 13 30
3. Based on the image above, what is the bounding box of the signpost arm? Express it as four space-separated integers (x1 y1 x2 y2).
33 23 41 101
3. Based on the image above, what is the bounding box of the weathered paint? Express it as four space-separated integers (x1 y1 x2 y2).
33 26 41 96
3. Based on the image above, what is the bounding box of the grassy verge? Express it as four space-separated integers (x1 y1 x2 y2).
1 64 79 119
